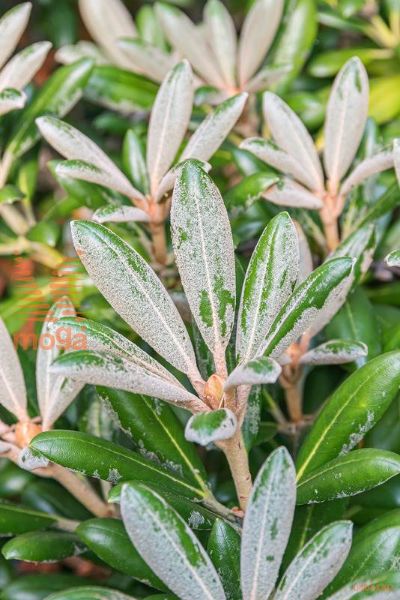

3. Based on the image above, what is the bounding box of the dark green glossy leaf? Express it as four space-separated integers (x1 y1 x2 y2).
76 518 166 591
224 172 279 210
297 449 400 504
207 519 241 600
0 501 56 536
97 387 207 488
2 531 84 563
21 479 91 521
46 589 136 600
30 430 205 500
296 351 400 480
1 574 92 600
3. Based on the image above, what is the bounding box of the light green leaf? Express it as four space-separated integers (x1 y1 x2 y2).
386 249 400 267
185 409 237 446
171 161 236 370
121 483 226 600
241 447 296 600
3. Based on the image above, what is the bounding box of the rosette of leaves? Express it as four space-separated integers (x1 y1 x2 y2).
28 160 358 512
36 60 247 265
241 56 400 254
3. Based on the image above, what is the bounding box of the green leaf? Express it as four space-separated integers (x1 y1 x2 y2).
171 160 236 367
85 65 157 113
297 449 400 504
45 588 136 600
359 182 400 227
26 221 60 247
185 409 237 446
1 574 92 600
76 518 166 590
122 129 149 195
296 351 400 480
0 501 56 535
241 447 296 600
387 249 400 267
325 510 400 595
97 386 207 488
207 519 241 600
308 47 388 78
263 258 354 359
0 88 25 116
30 430 205 500
326 287 381 365
2 531 84 563
6 58 94 161
331 224 376 283
21 479 91 521
236 212 298 363
120 482 225 600
275 521 353 600
0 185 23 205
71 220 200 382
224 172 280 210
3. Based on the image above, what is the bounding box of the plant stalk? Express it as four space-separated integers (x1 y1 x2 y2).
149 221 168 266
219 429 252 511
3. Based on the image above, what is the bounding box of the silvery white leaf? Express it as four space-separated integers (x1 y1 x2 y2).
36 117 144 201
171 161 236 371
386 249 400 267
324 57 369 193
78 0 136 68
263 179 323 210
36 297 83 430
185 408 237 445
0 41 51 92
340 148 394 196
0 3 31 71
51 316 180 385
263 92 324 192
118 38 176 83
245 64 291 93
55 41 109 66
274 521 353 600
300 340 368 366
241 137 320 191
241 447 296 600
121 483 226 600
237 0 284 86
236 212 299 362
71 221 201 385
156 3 225 89
0 317 27 421
182 93 247 163
93 205 149 224
50 350 205 412
147 60 194 196
224 357 281 390
0 88 25 116
204 0 237 88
